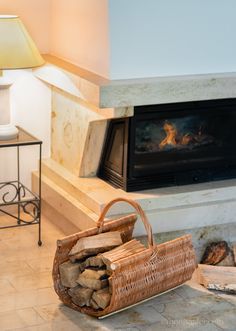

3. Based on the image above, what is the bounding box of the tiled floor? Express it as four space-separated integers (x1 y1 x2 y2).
0 215 236 331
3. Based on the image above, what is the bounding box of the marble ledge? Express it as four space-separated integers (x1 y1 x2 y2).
100 72 236 108
41 55 236 109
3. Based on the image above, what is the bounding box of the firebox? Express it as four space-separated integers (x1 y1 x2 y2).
98 99 236 192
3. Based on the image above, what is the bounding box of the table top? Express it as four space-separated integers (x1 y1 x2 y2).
0 127 42 148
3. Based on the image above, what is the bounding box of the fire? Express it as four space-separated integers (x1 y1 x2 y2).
159 121 195 150
159 122 178 149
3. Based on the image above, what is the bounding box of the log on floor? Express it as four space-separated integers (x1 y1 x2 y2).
197 264 236 294
233 244 236 265
201 241 229 265
217 249 235 267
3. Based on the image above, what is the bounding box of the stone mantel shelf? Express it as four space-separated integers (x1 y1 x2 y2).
42 54 236 109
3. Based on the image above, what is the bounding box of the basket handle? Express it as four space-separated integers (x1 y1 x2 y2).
97 197 154 248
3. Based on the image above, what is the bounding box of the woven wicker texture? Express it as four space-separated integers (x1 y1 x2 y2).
52 198 196 317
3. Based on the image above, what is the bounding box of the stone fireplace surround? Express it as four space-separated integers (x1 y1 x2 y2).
33 55 236 237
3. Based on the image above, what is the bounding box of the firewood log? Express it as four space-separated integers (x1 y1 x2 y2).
59 261 81 288
85 256 105 268
77 278 108 291
233 244 236 265
201 241 229 265
217 249 235 267
197 264 236 294
92 287 111 309
77 269 109 290
100 239 146 270
90 299 100 310
69 231 123 260
80 269 108 279
68 286 93 307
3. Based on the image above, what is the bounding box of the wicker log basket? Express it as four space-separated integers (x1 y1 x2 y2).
52 198 197 318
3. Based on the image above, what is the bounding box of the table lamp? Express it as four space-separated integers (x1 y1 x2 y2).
0 15 44 140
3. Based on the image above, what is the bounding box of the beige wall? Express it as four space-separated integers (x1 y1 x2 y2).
0 0 51 53
0 0 110 77
50 0 109 78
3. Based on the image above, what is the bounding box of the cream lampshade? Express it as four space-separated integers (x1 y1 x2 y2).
0 15 44 140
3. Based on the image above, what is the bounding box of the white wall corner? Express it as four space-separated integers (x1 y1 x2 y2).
34 64 84 100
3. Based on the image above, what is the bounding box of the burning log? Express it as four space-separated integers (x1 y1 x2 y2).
159 122 177 149
158 120 214 151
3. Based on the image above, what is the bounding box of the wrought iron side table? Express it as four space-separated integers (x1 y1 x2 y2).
0 127 42 245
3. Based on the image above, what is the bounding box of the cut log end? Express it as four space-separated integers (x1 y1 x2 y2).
201 241 229 265
92 288 111 309
68 286 94 307
59 261 81 288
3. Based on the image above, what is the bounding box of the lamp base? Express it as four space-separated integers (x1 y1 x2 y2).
0 124 18 140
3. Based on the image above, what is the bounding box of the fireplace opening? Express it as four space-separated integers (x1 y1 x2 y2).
98 99 236 192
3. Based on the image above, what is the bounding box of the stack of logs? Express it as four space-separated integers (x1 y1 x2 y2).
59 231 147 310
197 241 236 294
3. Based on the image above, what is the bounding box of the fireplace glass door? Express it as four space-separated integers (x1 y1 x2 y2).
99 99 236 191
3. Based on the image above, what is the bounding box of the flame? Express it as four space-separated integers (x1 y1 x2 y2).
159 122 178 149
158 121 211 151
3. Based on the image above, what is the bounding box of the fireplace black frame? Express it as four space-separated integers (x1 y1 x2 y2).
98 98 236 192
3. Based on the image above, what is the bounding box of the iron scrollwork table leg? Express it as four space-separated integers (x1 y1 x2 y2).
0 127 42 246
38 143 42 246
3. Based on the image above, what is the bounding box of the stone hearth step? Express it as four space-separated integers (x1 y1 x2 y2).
33 158 145 234
32 171 98 234
33 158 236 236
40 158 131 215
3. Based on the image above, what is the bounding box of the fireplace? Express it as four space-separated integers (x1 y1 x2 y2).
98 98 236 192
